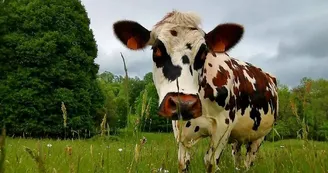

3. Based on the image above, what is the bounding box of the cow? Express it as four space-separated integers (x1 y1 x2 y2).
112 10 278 173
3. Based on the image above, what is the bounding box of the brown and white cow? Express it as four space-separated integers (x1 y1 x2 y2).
112 10 278 173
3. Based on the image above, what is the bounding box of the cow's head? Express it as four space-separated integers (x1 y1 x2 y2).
113 11 243 120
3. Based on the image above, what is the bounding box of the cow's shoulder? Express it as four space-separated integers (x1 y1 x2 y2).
226 58 276 93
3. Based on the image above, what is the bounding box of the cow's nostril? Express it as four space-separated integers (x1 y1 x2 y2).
168 97 177 110
191 99 199 109
158 92 202 120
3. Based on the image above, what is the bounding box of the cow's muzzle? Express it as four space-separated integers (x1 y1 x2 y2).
158 92 202 120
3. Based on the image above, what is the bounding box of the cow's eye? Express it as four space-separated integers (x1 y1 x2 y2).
201 49 207 60
153 47 162 57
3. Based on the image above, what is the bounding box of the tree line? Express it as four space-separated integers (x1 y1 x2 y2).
1 0 327 141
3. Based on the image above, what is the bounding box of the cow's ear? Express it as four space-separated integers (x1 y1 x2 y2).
205 23 244 52
113 20 151 50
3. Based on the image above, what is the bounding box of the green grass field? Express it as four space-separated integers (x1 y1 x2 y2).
1 132 328 173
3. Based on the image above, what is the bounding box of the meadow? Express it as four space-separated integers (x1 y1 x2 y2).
1 131 328 173
1 1 328 173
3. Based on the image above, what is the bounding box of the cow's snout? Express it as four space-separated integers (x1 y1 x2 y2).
158 92 202 120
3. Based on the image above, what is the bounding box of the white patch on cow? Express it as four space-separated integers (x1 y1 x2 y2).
230 104 275 143
268 79 276 96
172 120 180 142
149 11 207 103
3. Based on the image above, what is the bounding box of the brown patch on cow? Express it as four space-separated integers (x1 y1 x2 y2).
212 66 230 87
225 60 233 69
204 68 207 74
204 84 215 101
266 73 277 85
170 30 177 36
233 87 239 96
201 76 215 101
244 65 269 92
265 91 272 101
225 118 229 124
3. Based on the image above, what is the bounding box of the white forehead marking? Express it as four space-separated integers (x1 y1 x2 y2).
149 11 206 42
153 10 202 29
150 11 206 62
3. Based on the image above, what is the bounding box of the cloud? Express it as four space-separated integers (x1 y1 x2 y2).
96 46 152 78
81 0 328 87
244 9 328 87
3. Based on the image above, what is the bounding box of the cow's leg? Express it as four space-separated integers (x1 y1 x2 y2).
172 120 191 172
231 141 242 170
244 136 265 170
178 142 191 172
174 117 213 172
203 115 234 173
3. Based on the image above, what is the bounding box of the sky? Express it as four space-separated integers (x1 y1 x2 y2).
80 0 328 87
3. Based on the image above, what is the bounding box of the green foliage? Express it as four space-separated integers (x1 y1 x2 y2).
267 78 328 141
0 0 104 138
97 72 171 134
96 72 128 134
134 74 172 133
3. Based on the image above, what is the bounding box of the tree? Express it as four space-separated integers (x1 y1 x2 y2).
267 78 328 141
0 0 104 138
135 75 172 133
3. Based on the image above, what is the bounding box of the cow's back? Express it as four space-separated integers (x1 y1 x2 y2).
226 57 278 143
200 53 278 143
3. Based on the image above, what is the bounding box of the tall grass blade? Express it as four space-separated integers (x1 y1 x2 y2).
0 128 6 173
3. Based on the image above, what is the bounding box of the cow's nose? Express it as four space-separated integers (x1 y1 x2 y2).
158 92 202 120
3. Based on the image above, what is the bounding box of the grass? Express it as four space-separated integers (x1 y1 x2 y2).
1 131 327 173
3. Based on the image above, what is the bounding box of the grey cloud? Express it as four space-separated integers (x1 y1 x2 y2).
248 54 328 87
96 46 152 78
277 28 328 59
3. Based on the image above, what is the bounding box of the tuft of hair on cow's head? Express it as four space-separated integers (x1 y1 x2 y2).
113 11 244 120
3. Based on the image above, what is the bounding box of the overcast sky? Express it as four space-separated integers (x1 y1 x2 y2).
80 0 328 87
